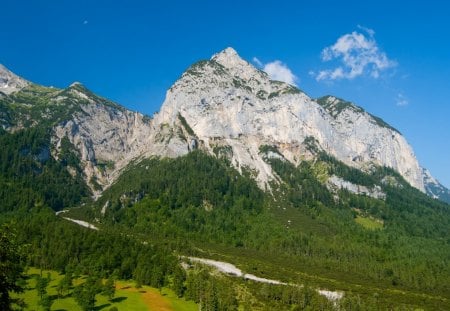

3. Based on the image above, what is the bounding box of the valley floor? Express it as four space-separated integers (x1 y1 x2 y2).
15 267 197 311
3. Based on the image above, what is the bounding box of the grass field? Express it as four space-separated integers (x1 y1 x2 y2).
354 215 384 230
15 267 197 311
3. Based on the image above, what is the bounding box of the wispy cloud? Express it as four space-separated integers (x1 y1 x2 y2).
252 57 262 67
253 58 298 86
396 93 409 106
313 27 396 81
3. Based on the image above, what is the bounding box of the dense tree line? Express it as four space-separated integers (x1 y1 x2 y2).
9 209 178 285
185 268 238 311
0 128 90 212
90 151 264 246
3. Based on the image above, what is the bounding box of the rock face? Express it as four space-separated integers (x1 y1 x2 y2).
51 83 192 195
156 47 425 191
327 175 386 200
0 64 29 95
52 93 153 194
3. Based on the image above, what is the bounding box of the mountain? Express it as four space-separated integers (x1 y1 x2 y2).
156 47 424 191
0 48 448 203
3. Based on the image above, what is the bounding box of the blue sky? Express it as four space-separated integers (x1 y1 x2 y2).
1 0 449 187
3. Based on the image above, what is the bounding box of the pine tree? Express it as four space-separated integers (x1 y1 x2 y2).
172 265 186 297
73 276 99 311
35 273 50 299
39 294 53 311
57 270 73 297
102 277 115 301
0 224 26 311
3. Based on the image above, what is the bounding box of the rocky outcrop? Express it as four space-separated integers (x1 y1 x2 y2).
327 175 386 200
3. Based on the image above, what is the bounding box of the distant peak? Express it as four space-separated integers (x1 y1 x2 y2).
67 81 93 96
0 63 18 78
0 63 8 72
0 63 29 95
211 47 247 67
215 47 238 57
70 81 83 88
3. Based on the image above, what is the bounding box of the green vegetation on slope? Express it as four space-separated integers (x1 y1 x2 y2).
355 216 384 230
0 127 90 212
59 150 450 309
90 151 264 247
316 95 400 133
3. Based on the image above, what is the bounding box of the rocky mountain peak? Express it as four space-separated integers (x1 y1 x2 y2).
211 47 246 68
210 47 266 81
0 64 29 95
69 81 83 88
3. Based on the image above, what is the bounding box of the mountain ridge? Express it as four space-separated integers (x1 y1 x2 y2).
0 48 449 203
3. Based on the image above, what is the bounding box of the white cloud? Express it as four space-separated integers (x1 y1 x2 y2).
396 93 409 106
314 27 396 81
252 57 298 86
258 60 297 86
252 57 262 67
357 25 375 37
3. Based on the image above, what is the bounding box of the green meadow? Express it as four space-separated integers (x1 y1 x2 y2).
15 267 197 311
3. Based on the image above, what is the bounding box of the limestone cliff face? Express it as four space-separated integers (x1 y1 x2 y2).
52 93 153 194
51 83 191 195
156 48 425 191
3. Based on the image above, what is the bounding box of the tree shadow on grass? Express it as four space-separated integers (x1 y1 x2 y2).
94 303 111 310
110 296 127 303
